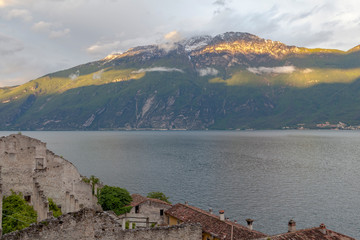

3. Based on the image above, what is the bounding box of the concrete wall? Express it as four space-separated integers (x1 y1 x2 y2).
0 134 99 220
1 208 202 240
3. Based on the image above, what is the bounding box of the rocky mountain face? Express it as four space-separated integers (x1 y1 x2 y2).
1 32 360 130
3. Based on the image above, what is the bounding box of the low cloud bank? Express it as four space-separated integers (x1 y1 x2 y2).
197 67 219 76
93 69 104 80
69 70 80 80
247 66 296 74
132 67 184 74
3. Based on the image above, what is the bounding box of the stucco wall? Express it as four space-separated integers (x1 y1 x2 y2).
1 208 202 240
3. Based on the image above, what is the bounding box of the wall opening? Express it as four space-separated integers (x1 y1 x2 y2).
24 195 31 203
36 158 44 170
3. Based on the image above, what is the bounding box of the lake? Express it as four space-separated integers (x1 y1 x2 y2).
0 130 359 238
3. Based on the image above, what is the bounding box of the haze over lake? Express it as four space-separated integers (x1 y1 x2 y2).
1 130 359 238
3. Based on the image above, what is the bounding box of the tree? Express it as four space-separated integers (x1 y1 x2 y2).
2 191 37 234
98 185 132 215
147 192 171 204
89 175 100 195
48 198 62 218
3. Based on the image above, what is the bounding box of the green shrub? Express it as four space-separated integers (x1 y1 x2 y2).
98 185 132 215
48 198 62 218
2 191 37 234
147 192 171 204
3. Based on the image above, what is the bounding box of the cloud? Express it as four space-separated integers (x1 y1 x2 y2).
86 41 121 56
132 67 184 74
92 69 104 80
0 53 46 87
0 33 23 55
32 21 70 38
213 0 226 6
197 67 219 76
49 28 70 39
69 70 79 80
158 31 183 52
247 66 296 74
302 68 313 74
4 8 32 21
0 0 17 8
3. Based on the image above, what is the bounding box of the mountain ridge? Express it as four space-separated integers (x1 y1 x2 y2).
1 31 360 130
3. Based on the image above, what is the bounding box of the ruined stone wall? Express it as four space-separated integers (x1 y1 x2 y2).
1 208 202 240
34 151 97 213
0 134 99 220
0 135 42 197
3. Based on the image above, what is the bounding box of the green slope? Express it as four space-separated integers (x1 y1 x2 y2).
2 35 360 130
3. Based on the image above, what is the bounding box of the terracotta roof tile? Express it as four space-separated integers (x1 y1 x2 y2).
165 203 268 240
259 226 356 240
130 194 172 207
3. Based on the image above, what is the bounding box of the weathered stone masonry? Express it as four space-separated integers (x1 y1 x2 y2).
0 134 99 221
1 208 203 240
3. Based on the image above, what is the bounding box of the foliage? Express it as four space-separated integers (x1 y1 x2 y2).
132 222 136 229
98 185 132 215
48 198 62 218
147 192 171 204
89 175 100 195
2 191 37 234
82 175 100 196
125 221 130 229
82 176 90 183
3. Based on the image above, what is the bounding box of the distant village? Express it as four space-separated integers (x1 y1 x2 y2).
282 121 360 130
0 134 356 240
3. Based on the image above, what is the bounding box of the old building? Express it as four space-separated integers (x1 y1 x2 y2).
0 134 99 221
255 221 356 240
119 194 172 228
166 204 356 240
165 203 268 240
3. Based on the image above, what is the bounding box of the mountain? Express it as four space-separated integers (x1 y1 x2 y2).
2 32 360 130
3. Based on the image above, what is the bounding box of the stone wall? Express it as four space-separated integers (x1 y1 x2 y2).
122 199 172 228
1 208 202 240
0 134 99 220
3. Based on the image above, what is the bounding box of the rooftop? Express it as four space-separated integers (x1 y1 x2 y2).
259 224 356 240
165 203 267 240
130 194 172 207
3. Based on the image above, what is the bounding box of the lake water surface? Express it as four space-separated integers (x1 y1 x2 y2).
1 130 359 238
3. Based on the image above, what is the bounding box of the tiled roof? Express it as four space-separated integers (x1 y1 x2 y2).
260 225 356 240
165 203 268 240
130 194 172 207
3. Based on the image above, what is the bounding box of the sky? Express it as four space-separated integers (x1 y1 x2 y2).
1 0 360 87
